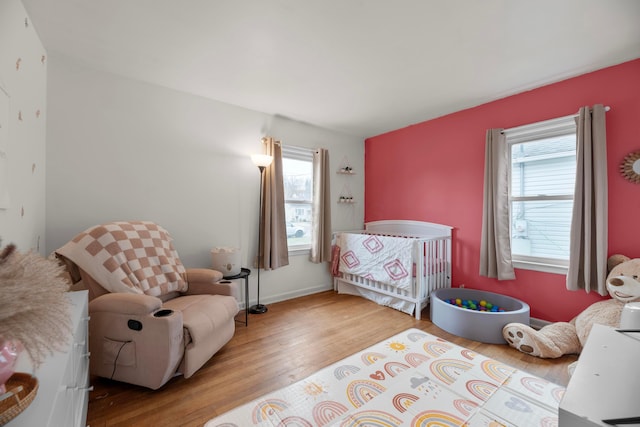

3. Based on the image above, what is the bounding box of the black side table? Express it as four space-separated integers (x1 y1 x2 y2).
223 267 250 326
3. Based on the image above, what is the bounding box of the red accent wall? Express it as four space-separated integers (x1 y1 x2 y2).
365 58 640 322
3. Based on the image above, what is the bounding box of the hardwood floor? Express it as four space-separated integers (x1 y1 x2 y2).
86 291 577 426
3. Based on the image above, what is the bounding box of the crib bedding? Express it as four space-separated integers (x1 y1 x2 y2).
332 220 453 320
337 233 415 290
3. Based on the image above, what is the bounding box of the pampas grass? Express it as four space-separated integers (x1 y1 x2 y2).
0 244 71 369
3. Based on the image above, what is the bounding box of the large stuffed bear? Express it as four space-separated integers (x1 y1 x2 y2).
502 254 640 358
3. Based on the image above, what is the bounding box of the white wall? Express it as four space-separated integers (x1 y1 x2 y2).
0 0 47 253
45 55 364 305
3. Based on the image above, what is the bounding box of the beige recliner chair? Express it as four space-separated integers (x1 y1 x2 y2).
56 221 240 390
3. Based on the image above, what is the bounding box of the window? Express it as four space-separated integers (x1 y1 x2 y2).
282 146 313 253
505 116 577 273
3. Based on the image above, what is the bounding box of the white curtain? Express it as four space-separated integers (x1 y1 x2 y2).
566 105 608 294
479 129 515 280
310 148 332 263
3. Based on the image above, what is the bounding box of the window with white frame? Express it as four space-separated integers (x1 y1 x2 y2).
282 146 313 252
506 116 577 273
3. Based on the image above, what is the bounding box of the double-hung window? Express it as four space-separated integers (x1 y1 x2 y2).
505 116 577 274
281 146 314 253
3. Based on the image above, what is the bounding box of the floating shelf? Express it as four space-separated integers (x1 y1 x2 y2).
337 167 355 174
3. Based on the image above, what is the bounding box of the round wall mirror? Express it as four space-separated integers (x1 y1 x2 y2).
620 151 640 184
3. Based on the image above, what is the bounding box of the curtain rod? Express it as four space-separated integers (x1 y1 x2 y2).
502 105 610 134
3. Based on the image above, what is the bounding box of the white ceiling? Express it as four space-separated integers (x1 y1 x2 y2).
22 0 640 138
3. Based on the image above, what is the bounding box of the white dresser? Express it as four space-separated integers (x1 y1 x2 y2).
8 290 90 427
559 323 640 426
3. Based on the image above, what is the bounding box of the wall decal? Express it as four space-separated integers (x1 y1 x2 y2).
15 58 21 71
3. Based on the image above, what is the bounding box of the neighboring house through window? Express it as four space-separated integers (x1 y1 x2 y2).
505 115 577 274
282 146 313 253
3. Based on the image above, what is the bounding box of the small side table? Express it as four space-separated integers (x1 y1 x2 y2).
223 267 250 326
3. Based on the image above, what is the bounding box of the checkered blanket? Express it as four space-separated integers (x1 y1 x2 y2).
56 221 187 297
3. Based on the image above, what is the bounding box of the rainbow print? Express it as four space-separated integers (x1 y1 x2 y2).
423 341 452 357
392 393 419 413
460 349 476 360
346 379 386 407
205 328 564 427
429 359 473 384
453 399 478 416
521 376 549 395
361 351 387 365
278 416 314 426
480 359 514 384
407 331 428 342
339 410 402 427
251 398 288 423
384 361 411 377
313 401 349 426
551 386 565 403
334 364 361 380
411 410 465 427
541 416 560 427
465 379 498 401
405 352 430 367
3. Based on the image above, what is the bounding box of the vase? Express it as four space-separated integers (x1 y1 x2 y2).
0 339 22 393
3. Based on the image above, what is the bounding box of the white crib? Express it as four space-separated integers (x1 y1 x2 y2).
333 220 452 320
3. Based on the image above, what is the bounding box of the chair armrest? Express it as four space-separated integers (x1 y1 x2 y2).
89 292 162 315
185 268 224 285
184 268 239 297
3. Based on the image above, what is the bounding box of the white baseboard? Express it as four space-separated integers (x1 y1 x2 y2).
240 284 333 309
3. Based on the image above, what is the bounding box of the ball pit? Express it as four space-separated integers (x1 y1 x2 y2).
445 297 506 312
430 288 530 344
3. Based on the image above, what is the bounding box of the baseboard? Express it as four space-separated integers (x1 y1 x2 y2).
529 317 551 330
241 284 333 309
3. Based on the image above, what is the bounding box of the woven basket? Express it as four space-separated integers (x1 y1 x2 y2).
0 373 38 425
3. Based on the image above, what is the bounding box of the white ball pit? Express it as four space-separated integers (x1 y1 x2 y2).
430 288 530 344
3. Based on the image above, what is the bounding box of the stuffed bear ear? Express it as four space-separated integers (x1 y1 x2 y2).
607 254 631 273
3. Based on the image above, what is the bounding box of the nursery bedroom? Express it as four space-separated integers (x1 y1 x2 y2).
1 0 640 426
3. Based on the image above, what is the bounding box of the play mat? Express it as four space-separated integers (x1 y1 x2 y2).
205 328 564 426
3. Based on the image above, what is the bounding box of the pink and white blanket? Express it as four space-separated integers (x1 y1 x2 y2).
56 221 187 297
338 233 414 291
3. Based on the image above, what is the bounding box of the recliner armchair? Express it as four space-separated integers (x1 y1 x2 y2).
56 221 240 390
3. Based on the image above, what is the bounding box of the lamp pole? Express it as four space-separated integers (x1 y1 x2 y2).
249 164 268 314
249 153 273 313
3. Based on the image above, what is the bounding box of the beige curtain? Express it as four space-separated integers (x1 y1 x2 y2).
566 105 608 294
310 148 332 263
479 129 516 280
259 138 289 270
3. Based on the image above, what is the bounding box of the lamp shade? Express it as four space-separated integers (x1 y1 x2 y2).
251 154 273 168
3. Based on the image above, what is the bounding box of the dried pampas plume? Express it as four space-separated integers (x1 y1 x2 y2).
0 243 72 369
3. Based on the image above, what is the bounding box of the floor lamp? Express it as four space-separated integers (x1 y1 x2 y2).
249 153 273 314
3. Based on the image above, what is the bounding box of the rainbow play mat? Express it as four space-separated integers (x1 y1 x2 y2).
205 328 564 427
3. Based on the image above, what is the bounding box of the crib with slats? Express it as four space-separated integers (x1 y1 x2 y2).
332 220 452 319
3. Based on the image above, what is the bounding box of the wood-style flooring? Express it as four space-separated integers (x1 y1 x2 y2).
86 290 578 426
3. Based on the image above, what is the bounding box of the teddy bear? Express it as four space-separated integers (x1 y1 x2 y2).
502 254 640 358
